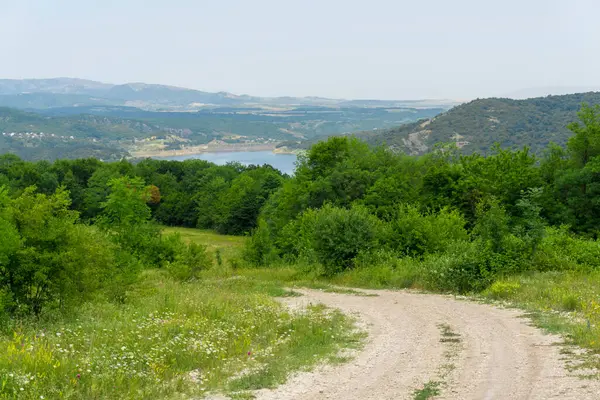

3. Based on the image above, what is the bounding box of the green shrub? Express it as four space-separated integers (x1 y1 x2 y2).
276 208 319 264
310 204 383 275
473 197 511 253
167 242 212 281
388 205 469 257
243 218 279 267
422 240 493 293
337 251 423 288
0 187 129 315
533 226 600 271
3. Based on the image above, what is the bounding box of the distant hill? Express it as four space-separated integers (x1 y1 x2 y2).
357 92 600 155
0 104 444 161
504 86 600 99
0 78 459 111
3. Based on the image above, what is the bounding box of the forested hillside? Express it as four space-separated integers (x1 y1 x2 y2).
358 92 600 154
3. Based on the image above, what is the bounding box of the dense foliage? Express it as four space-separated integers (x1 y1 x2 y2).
0 157 287 318
247 104 600 292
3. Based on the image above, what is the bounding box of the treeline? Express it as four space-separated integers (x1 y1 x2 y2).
245 104 600 291
0 155 285 234
0 155 285 320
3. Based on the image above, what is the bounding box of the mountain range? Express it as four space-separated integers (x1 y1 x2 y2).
0 78 458 111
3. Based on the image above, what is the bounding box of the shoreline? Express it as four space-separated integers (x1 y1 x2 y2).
130 143 296 158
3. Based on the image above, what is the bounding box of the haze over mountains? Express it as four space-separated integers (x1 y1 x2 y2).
0 78 452 161
0 78 458 111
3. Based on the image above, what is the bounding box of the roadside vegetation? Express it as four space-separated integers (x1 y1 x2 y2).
0 177 360 399
1 103 600 397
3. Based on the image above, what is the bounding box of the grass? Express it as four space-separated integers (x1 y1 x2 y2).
162 226 245 267
0 229 364 399
412 323 462 399
480 271 600 373
413 381 441 400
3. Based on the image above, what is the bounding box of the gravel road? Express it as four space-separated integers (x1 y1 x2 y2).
255 289 600 400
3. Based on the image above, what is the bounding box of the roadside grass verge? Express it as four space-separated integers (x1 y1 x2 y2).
480 271 600 372
0 268 362 398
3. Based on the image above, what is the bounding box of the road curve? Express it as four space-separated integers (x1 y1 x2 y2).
255 289 600 400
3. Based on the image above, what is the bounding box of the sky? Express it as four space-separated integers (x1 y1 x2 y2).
1 0 600 100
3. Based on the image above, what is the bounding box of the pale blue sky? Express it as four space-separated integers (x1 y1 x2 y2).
1 0 599 99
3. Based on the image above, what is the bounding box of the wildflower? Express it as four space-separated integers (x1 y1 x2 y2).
76 374 81 379
247 351 252 356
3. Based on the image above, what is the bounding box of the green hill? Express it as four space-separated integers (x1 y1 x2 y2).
359 92 600 154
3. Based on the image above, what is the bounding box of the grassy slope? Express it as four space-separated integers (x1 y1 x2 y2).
0 229 362 399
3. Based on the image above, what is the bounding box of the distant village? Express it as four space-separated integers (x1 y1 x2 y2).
0 131 98 142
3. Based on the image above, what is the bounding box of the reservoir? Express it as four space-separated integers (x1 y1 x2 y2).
161 151 298 175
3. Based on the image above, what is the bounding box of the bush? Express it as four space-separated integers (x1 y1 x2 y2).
166 242 212 281
276 209 320 264
0 187 129 315
310 205 383 275
532 226 600 271
422 240 492 293
243 219 279 267
337 251 423 288
423 237 529 293
388 205 469 257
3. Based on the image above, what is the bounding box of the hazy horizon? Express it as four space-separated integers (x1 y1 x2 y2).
2 0 600 100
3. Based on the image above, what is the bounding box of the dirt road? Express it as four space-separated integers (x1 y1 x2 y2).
256 289 600 400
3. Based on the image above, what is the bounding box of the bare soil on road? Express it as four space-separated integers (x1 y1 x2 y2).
256 289 600 400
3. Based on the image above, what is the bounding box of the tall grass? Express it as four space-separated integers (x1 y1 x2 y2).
0 231 361 399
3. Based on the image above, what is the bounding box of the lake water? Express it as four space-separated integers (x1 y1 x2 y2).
161 151 298 175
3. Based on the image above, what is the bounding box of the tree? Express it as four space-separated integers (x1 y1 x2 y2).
567 103 600 168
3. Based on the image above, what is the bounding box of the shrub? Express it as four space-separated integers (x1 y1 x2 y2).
472 197 510 253
167 242 212 281
338 250 423 288
276 208 319 264
423 236 531 293
422 240 493 293
388 205 469 257
0 187 127 315
532 226 600 271
243 218 279 267
310 204 383 275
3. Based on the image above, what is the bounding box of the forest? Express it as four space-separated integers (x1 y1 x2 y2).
1 103 600 398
